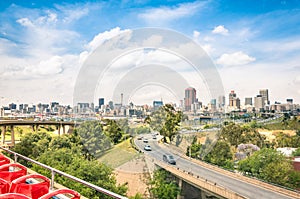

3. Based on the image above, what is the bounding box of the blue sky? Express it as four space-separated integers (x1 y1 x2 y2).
0 0 300 105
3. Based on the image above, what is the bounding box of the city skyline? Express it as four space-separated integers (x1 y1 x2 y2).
0 1 300 105
1 86 298 108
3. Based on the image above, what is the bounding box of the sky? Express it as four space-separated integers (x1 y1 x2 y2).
0 0 300 106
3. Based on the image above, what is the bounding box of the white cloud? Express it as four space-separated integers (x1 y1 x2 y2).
142 35 163 46
31 56 63 75
87 27 130 51
294 75 300 84
139 2 203 24
36 11 58 25
202 44 215 55
57 6 89 24
216 51 255 66
193 30 200 40
16 18 34 27
212 25 229 35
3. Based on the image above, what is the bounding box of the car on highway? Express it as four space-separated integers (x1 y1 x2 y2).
143 138 148 143
144 145 152 151
137 136 143 140
163 154 176 165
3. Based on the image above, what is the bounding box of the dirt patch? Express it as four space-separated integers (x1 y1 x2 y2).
258 128 296 142
114 155 150 197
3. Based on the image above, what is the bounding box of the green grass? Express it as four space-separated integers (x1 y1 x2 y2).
1 125 58 142
263 118 300 131
97 138 140 168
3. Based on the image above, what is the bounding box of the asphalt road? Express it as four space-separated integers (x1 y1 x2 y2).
135 134 295 199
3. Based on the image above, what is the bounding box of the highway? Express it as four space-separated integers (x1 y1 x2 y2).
135 134 296 199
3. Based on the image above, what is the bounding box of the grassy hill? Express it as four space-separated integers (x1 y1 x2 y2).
97 138 140 168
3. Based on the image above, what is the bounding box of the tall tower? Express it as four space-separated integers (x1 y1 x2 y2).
184 87 196 111
121 93 123 106
245 97 253 106
229 90 236 107
218 95 225 108
259 89 269 105
228 90 240 109
255 95 265 112
98 98 104 107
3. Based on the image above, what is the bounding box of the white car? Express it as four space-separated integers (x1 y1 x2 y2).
144 145 152 151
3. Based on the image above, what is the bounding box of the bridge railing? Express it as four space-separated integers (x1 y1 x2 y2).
0 146 127 199
148 156 249 199
161 142 300 199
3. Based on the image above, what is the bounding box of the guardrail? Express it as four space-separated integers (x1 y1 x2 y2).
150 157 249 199
163 142 300 199
0 146 127 199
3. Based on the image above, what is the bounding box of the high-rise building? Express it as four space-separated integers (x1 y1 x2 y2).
218 95 225 108
153 100 163 111
9 103 17 110
99 98 104 107
211 99 217 105
228 90 240 109
108 101 114 110
287 99 293 104
229 90 236 106
245 97 252 106
184 87 196 111
254 95 265 112
209 99 217 112
259 89 269 105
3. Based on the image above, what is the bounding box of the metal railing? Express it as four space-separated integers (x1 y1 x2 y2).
0 146 127 199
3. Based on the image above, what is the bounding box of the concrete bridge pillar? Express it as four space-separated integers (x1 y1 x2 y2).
35 124 39 133
10 125 15 146
32 125 35 132
62 125 65 135
177 178 183 199
1 126 6 145
201 190 207 199
57 125 60 136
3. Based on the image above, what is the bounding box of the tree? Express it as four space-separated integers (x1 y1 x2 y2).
149 169 180 199
129 193 146 199
147 104 182 142
104 119 123 144
276 132 293 148
288 170 300 189
77 121 112 158
204 140 233 169
33 148 127 199
292 148 300 157
220 123 265 147
238 148 299 188
12 132 52 161
186 136 201 158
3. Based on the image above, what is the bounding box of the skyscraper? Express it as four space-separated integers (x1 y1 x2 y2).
245 97 253 106
229 90 236 106
153 100 163 111
218 95 225 108
254 95 265 112
259 89 269 105
99 98 104 107
228 90 240 109
184 87 196 111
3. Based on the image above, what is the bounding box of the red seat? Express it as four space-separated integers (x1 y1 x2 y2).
0 155 10 166
0 163 27 183
0 178 9 194
10 174 50 199
0 193 31 199
39 188 80 199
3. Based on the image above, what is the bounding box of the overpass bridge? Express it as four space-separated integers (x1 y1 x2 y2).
0 120 77 146
135 134 300 199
